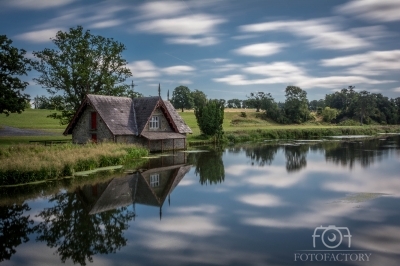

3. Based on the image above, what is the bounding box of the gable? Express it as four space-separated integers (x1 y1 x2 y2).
64 94 192 136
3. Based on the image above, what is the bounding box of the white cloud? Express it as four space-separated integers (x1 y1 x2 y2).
166 36 219 46
137 1 187 19
135 14 226 36
237 193 285 207
243 62 306 77
231 34 259 40
214 73 394 88
239 19 370 50
6 0 75 9
233 43 286 57
393 87 400 92
15 28 61 43
196 58 229 63
179 79 193 84
336 0 400 22
90 19 122 29
128 60 160 79
321 50 400 75
162 65 195 75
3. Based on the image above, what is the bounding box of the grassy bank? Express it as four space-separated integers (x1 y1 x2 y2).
0 142 148 186
179 109 400 144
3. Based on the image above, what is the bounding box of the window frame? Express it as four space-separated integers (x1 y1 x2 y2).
149 116 159 129
150 173 160 187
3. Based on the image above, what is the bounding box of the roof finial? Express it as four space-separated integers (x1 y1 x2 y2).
158 83 161 97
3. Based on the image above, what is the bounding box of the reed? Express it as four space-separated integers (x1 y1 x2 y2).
0 142 148 186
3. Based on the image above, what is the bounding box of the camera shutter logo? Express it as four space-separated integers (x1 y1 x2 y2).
312 225 352 249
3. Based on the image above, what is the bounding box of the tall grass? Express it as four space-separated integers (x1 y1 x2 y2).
0 142 148 186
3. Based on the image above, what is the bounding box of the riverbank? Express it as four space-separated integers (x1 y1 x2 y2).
188 125 400 145
0 142 148 186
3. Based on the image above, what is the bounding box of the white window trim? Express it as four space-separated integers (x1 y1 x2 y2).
149 116 159 129
150 173 160 187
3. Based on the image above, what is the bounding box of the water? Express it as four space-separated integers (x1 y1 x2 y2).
1 136 400 266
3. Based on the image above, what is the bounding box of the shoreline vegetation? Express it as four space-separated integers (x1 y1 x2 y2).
0 142 148 186
1 109 400 185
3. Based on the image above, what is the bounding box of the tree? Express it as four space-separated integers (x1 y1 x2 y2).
191 89 207 109
194 99 224 141
247 92 268 112
191 149 225 185
354 90 376 125
283 86 310 123
0 35 32 116
171 85 193 112
227 99 241 108
32 26 132 124
0 203 34 262
321 107 339 122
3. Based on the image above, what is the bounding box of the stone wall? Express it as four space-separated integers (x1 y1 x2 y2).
146 138 186 152
72 106 113 144
145 107 173 132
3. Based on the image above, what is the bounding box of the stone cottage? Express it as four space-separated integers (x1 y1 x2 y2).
63 94 192 151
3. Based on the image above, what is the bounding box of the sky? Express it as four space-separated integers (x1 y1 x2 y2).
1 0 400 102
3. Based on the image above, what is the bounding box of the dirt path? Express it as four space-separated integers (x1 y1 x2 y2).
0 126 57 136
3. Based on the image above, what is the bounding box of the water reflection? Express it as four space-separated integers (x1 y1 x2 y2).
1 136 399 266
0 203 34 262
188 149 225 185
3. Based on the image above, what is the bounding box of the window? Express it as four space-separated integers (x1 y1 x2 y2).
91 112 97 130
150 174 159 187
149 116 159 129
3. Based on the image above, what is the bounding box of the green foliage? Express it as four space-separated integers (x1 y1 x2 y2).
32 26 132 125
284 86 310 123
171 85 193 112
194 99 224 141
0 143 149 186
240 112 247 118
247 92 269 112
354 90 376 125
191 89 207 109
0 35 33 116
322 107 339 122
227 99 242 108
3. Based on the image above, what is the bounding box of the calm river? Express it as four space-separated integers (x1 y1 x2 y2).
1 136 400 266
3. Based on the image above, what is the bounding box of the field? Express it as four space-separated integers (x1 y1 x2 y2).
1 108 400 145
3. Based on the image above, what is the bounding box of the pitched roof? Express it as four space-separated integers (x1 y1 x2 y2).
132 96 160 134
163 101 192 134
64 94 192 136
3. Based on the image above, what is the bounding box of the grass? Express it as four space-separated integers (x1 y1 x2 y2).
0 109 64 131
179 109 400 144
0 142 148 186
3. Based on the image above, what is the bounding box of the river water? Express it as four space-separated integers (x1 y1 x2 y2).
1 136 400 266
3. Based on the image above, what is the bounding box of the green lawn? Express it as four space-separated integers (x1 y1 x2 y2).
0 109 64 131
1 108 398 145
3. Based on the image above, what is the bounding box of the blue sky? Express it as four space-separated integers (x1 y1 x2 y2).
1 0 400 102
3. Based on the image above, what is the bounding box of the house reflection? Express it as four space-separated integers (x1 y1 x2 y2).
77 159 191 219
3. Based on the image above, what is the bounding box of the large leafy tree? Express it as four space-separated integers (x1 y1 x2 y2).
33 26 132 124
247 91 268 112
284 86 310 123
354 90 376 125
171 85 193 112
191 89 207 109
0 35 32 116
194 99 224 141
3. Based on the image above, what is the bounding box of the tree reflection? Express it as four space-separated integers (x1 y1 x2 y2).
0 203 34 262
189 150 225 185
324 139 387 168
284 145 308 172
245 144 279 166
34 190 135 265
